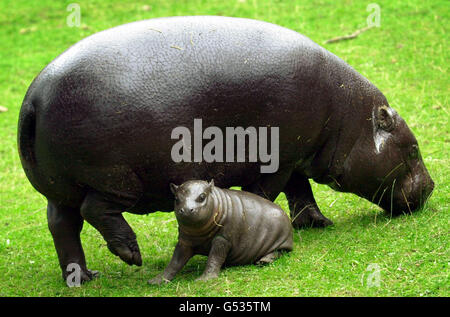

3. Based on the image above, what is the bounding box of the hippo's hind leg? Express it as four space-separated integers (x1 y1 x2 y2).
256 251 281 265
80 192 142 266
47 201 98 284
256 244 292 265
284 172 333 229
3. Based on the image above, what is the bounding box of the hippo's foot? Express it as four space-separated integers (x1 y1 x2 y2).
284 173 334 229
195 272 219 282
291 206 333 229
256 251 281 265
86 269 100 279
62 267 100 285
79 269 100 283
148 274 170 285
107 239 142 266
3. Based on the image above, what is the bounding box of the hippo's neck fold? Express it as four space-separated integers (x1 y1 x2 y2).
178 187 228 243
309 53 387 190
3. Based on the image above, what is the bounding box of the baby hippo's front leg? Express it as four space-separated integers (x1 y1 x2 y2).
196 236 231 282
148 242 193 285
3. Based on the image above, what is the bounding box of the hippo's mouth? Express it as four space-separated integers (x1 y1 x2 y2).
379 182 434 216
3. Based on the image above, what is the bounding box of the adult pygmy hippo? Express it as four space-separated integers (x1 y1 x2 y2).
18 16 434 283
149 180 293 284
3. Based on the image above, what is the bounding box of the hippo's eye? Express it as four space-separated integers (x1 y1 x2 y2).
196 193 206 203
409 145 419 160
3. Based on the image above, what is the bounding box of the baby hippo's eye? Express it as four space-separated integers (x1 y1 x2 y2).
196 193 207 203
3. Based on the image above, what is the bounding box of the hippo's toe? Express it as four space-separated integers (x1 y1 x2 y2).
82 269 100 282
148 274 170 285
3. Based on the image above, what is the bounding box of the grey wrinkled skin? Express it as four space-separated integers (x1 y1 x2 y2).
148 180 293 284
17 16 434 283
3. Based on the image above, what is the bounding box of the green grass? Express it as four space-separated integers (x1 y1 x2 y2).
0 0 448 297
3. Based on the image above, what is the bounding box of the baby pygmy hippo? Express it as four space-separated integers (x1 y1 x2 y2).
148 180 293 284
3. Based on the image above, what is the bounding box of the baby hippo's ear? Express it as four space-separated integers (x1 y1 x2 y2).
207 179 215 193
170 183 178 195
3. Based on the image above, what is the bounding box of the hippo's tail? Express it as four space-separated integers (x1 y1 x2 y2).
18 99 37 173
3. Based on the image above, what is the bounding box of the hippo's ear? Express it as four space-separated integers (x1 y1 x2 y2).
170 183 178 195
376 106 396 132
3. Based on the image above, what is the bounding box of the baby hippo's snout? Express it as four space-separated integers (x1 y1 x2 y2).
177 207 194 214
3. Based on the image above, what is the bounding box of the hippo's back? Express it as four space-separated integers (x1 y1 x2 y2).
19 16 359 211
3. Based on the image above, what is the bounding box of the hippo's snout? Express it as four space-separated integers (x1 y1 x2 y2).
422 178 434 201
410 171 434 212
382 172 434 215
418 177 434 209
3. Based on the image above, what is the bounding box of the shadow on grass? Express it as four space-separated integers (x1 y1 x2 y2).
311 202 436 235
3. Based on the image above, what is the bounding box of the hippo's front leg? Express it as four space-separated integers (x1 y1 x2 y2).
284 172 333 229
80 192 142 266
196 235 231 282
148 242 194 285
